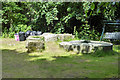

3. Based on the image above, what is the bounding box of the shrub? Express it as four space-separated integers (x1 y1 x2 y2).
2 24 31 38
79 24 100 41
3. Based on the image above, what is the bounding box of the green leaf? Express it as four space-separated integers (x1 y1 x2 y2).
97 8 101 14
91 3 95 10
54 17 58 20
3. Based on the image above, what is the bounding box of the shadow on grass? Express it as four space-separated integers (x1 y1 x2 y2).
2 48 119 78
2 48 119 62
2 49 29 65
2 49 28 57
2 49 75 63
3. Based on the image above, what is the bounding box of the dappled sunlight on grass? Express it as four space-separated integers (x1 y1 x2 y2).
85 60 91 62
28 52 43 57
26 41 81 61
26 56 55 61
113 45 120 53
1 38 119 78
1 38 27 53
27 52 75 61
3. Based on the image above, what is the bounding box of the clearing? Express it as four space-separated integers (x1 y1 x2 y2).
0 38 119 78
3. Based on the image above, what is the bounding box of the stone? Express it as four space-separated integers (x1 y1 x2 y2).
42 33 58 42
57 34 75 41
41 33 75 42
59 42 72 51
104 32 120 40
26 36 45 53
59 40 113 54
25 33 75 52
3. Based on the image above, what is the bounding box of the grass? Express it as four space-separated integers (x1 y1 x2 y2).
0 38 119 78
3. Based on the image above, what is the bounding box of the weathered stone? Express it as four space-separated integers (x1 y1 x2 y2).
59 40 113 54
26 36 45 53
104 32 120 40
59 42 72 51
42 33 58 42
57 34 75 41
41 33 75 42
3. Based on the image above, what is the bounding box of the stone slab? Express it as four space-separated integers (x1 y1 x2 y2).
104 32 120 40
59 40 113 54
41 33 75 42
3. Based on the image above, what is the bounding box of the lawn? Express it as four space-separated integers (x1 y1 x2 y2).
0 38 119 78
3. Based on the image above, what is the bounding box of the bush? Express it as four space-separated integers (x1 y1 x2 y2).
2 24 31 38
16 24 31 33
79 24 100 41
2 27 8 38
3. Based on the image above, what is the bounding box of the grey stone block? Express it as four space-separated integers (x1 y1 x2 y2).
57 34 75 41
42 33 75 42
26 36 45 53
59 40 113 54
104 32 120 40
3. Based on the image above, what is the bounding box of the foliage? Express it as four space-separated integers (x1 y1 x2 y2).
2 27 8 38
79 23 100 40
2 2 30 38
73 26 79 38
16 24 31 32
2 2 28 25
2 2 120 39
2 24 31 38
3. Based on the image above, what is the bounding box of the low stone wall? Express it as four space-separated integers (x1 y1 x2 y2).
57 34 75 41
42 33 58 42
59 40 113 54
42 33 75 42
25 33 75 52
26 36 45 53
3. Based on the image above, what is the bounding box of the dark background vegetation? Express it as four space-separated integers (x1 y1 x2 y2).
1 2 120 39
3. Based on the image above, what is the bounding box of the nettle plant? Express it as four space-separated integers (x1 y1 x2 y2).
79 23 90 40
79 23 100 41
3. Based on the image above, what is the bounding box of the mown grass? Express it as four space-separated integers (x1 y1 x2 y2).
0 38 119 78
